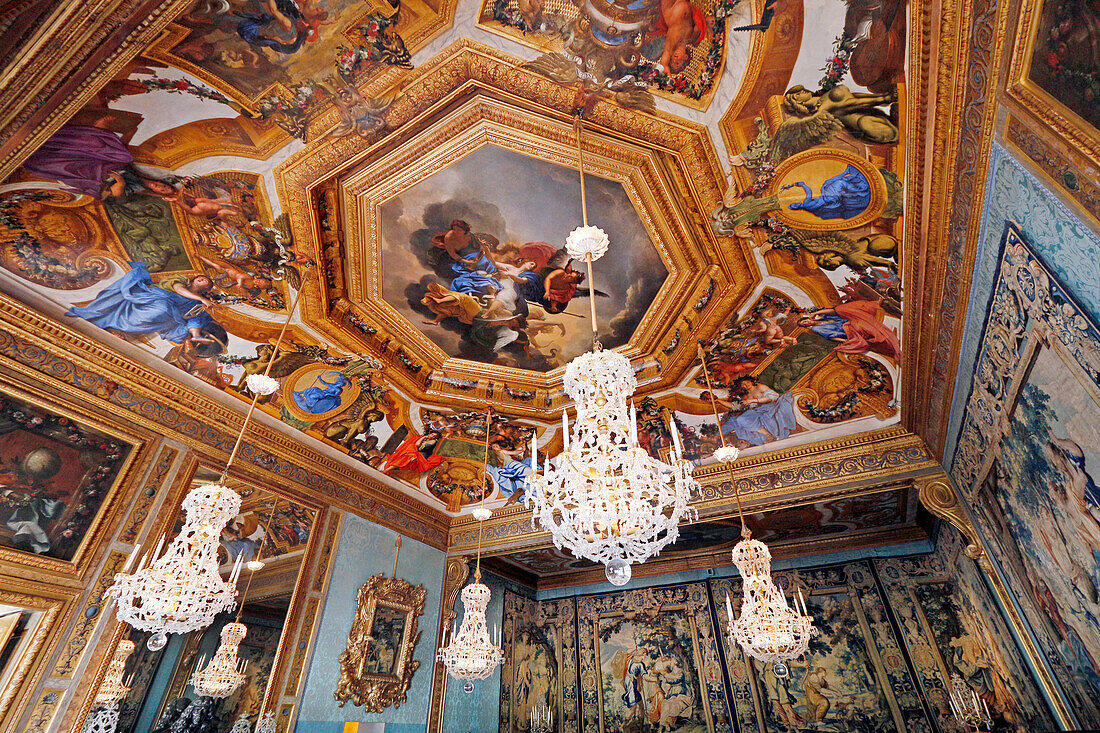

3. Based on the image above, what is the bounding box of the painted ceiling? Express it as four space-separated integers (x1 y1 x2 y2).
0 0 907 521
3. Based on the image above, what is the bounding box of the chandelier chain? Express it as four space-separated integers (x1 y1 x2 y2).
697 345 748 537
221 281 305 484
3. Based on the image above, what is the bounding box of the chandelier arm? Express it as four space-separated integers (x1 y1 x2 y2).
220 281 305 483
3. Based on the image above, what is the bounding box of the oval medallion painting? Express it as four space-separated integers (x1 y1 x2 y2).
281 364 361 422
377 144 669 372
767 149 888 232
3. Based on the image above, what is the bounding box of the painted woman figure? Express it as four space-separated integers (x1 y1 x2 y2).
292 371 348 414
66 263 219 344
382 430 446 474
487 445 534 503
20 124 135 199
718 377 797 446
783 165 872 220
798 300 901 362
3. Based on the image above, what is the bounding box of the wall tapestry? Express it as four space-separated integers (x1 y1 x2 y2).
575 582 733 733
953 222 1100 728
0 390 132 562
713 561 930 732
500 591 579 732
876 528 1056 732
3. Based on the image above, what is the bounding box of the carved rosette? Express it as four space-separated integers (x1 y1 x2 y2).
334 573 426 712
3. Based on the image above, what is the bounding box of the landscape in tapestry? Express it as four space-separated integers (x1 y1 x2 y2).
975 344 1100 727
0 392 130 561
379 145 666 371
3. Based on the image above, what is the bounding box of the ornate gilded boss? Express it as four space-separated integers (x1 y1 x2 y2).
334 573 426 711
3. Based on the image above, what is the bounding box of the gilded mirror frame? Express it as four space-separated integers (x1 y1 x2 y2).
334 573 426 712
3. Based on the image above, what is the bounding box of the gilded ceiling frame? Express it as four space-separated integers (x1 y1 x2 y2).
901 0 1012 457
0 294 451 549
1005 0 1100 167
0 0 197 180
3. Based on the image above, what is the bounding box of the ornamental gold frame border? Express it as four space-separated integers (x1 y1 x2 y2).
1005 0 1100 168
0 580 72 733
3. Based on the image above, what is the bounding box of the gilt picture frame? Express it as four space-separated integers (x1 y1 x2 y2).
1007 0 1100 166
334 573 426 712
0 376 140 575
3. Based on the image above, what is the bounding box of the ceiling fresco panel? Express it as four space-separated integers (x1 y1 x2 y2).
0 0 911 521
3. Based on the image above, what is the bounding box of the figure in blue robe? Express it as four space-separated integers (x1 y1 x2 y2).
292 372 348 414
784 165 871 220
721 387 797 446
450 255 502 296
804 313 848 341
234 0 310 54
65 263 214 343
487 456 533 499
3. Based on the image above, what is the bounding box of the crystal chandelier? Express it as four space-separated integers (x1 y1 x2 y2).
947 673 992 732
698 347 816 677
81 638 137 733
255 711 277 733
527 116 699 586
95 638 136 707
111 282 303 650
437 411 504 692
191 621 249 698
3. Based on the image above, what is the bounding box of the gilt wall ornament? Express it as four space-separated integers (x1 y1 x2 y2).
334 573 426 711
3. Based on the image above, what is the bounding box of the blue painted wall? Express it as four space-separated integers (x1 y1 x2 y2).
944 143 1100 464
295 513 447 733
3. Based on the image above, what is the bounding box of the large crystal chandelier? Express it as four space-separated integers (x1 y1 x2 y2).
437 411 504 692
697 347 816 677
190 621 249 698
111 282 304 650
527 116 699 587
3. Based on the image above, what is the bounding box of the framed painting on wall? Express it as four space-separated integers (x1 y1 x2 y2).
1008 0 1100 165
0 385 137 571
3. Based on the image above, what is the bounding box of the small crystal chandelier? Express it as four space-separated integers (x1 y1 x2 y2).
254 711 277 733
530 702 553 733
698 346 816 677
947 673 992 732
111 283 303 650
95 639 136 707
437 411 504 692
191 621 249 698
527 116 699 586
81 638 137 733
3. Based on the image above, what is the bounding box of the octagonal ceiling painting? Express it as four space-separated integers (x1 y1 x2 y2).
0 0 908 516
378 144 667 370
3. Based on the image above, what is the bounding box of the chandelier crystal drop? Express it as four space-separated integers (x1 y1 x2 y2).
190 621 250 698
255 712 278 733
527 115 699 585
111 483 245 650
436 410 504 690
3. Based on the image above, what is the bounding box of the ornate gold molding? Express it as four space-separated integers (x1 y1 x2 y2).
427 556 469 733
915 476 986 566
0 0 196 180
